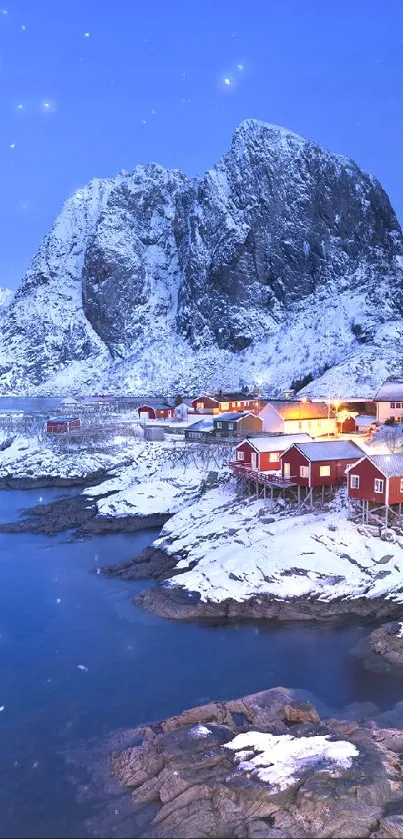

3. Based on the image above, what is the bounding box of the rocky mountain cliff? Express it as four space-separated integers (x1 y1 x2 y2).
1 119 402 396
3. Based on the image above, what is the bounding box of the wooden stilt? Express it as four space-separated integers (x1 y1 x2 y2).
297 484 301 509
385 504 388 533
321 485 325 502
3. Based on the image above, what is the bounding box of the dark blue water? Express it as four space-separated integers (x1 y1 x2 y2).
1 486 403 837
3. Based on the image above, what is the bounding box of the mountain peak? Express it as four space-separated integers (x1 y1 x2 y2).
0 123 402 396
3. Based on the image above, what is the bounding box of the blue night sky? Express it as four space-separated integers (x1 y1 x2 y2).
1 0 402 289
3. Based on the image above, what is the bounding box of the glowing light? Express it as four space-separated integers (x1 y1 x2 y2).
9 142 16 149
224 77 232 86
84 31 91 38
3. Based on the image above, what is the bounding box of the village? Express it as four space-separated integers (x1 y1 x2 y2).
1 379 403 539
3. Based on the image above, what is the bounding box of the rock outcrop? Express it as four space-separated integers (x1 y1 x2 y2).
1 120 402 395
111 687 403 838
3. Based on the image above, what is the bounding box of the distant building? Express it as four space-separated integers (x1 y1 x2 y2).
259 400 337 437
374 381 403 424
232 433 312 471
191 395 221 414
137 402 173 421
191 393 267 415
184 419 215 440
280 440 363 487
355 415 377 434
213 411 262 436
46 417 81 434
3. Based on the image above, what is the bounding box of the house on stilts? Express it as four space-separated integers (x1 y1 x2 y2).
346 453 403 530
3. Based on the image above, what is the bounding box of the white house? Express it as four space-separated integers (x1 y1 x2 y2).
374 381 403 424
259 400 337 437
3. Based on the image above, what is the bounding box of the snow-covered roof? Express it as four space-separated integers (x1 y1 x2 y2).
240 433 312 453
288 440 364 462
361 454 403 478
186 419 215 432
374 381 403 401
48 416 80 423
355 414 376 426
138 402 171 410
270 401 331 420
216 392 263 401
215 411 257 422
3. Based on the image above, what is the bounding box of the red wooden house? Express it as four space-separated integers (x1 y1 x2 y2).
346 454 403 505
232 433 312 471
280 440 363 487
191 395 220 414
137 403 173 420
46 416 81 433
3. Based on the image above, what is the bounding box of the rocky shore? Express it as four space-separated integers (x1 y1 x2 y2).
0 493 170 537
352 622 403 673
110 686 403 838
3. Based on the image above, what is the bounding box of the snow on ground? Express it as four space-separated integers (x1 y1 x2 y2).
84 440 225 518
224 731 359 790
0 436 131 480
154 483 403 604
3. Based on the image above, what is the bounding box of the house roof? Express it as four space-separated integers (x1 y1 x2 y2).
192 394 219 404
240 433 312 453
286 440 364 462
268 400 331 420
186 419 215 432
350 453 403 478
355 414 376 426
374 381 403 402
48 416 80 423
215 411 258 422
215 392 264 402
138 402 171 410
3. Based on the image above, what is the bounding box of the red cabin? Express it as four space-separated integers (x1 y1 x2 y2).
280 440 363 487
232 434 312 471
346 454 403 505
46 416 81 434
137 403 173 420
337 415 356 433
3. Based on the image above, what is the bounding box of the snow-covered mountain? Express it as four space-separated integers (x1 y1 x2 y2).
0 287 13 315
1 119 402 396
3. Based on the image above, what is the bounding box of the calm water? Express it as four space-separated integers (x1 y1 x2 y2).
1 486 403 837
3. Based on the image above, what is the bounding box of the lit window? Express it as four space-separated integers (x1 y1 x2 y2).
197 402 204 409
400 478 403 493
228 422 234 430
237 451 244 461
308 421 312 429
298 421 303 430
319 465 331 476
318 420 321 427
300 465 309 478
391 402 396 409
397 402 402 409
269 452 279 462
220 402 229 411
216 422 222 429
350 475 360 489
374 478 384 493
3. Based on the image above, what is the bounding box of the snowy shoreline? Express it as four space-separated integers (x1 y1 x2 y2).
3 432 403 625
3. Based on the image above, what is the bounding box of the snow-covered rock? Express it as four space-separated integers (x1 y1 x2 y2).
0 436 131 484
1 119 402 396
150 484 403 611
224 731 359 790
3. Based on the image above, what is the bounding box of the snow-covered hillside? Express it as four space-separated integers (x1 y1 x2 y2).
0 119 402 396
